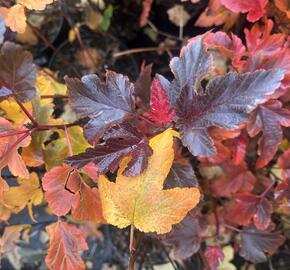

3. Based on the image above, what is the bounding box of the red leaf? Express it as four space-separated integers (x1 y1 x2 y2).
221 0 268 22
139 0 153 27
162 210 206 259
205 246 225 270
240 226 285 263
226 193 273 230
45 221 88 270
211 163 256 197
147 79 176 126
247 100 290 169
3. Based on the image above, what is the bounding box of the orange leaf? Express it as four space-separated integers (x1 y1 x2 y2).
0 118 31 179
18 0 54 11
45 221 88 270
43 165 104 222
0 5 26 34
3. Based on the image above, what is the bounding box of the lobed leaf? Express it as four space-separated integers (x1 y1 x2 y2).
65 123 153 176
0 42 36 102
65 71 135 143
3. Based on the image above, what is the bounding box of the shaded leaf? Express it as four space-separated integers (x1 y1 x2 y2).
65 123 153 177
0 42 36 102
99 129 201 234
164 162 198 189
65 71 135 143
248 100 290 169
45 221 88 270
134 63 152 106
162 210 205 259
240 226 285 263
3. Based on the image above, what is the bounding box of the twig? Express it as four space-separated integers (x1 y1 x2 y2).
16 100 38 127
0 129 30 138
113 46 175 58
41 94 68 99
27 21 81 78
147 20 180 41
198 250 210 270
223 224 241 232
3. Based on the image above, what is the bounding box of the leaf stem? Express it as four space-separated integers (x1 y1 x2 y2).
259 180 277 198
0 129 30 138
64 126 73 156
16 100 39 127
223 224 241 233
129 224 136 270
0 131 31 162
40 94 68 99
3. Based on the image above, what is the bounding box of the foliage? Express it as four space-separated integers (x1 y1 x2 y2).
0 0 289 270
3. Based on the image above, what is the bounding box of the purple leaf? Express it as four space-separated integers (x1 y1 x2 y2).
0 42 36 102
64 123 153 176
240 226 285 263
65 71 135 143
176 69 285 156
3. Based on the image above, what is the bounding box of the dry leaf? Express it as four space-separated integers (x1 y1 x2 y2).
167 5 191 27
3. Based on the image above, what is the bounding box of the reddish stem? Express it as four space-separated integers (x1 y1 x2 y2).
40 94 68 99
0 129 29 138
223 224 241 233
64 126 73 156
16 100 39 127
0 131 31 162
259 180 276 198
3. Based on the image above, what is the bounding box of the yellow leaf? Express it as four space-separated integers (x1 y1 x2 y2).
16 24 38 45
18 0 54 11
99 129 200 234
217 246 236 270
4 172 43 221
0 5 27 34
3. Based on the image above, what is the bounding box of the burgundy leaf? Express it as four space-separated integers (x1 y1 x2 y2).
164 162 199 189
147 79 175 126
0 42 36 102
240 226 285 263
176 69 284 157
204 246 225 270
65 71 135 143
162 210 205 260
134 62 152 107
248 100 290 169
157 35 214 105
278 148 290 180
65 123 153 177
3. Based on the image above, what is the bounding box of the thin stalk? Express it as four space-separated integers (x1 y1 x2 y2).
0 129 29 138
128 224 136 270
0 131 31 162
64 126 73 156
16 100 38 127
